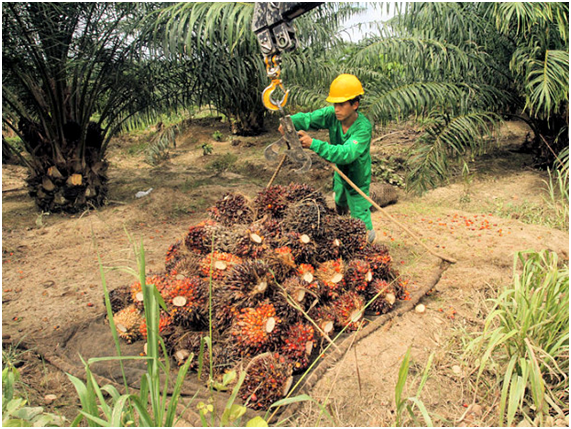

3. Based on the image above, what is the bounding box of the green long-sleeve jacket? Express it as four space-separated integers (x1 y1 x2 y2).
291 106 374 229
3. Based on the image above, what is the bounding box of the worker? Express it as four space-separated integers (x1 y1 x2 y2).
280 74 375 243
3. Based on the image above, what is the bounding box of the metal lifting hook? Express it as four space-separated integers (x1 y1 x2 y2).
262 79 289 111
261 55 289 111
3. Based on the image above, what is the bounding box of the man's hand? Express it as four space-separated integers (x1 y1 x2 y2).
298 130 313 148
278 124 285 135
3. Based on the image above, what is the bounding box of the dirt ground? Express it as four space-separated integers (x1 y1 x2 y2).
2 117 568 426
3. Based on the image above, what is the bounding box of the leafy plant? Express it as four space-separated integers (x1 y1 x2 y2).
465 250 569 426
371 155 406 187
68 241 195 427
2 366 65 427
212 131 224 142
394 348 434 427
207 153 238 173
201 143 214 156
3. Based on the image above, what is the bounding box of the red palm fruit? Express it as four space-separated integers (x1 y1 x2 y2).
366 279 397 315
332 291 366 331
280 322 315 372
165 239 183 272
297 263 316 283
309 305 336 337
316 259 346 300
281 231 317 265
130 274 169 310
139 312 173 339
113 305 143 343
207 192 254 226
240 352 293 410
253 185 289 219
184 220 216 254
235 227 269 259
345 259 373 292
355 243 393 279
199 251 243 281
230 302 281 355
163 275 207 326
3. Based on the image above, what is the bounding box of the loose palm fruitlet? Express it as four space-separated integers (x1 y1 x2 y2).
108 182 410 410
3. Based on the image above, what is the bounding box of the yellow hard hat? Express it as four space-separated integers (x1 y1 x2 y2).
325 74 364 103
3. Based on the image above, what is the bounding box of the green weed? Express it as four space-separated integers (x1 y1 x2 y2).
206 153 238 173
464 250 569 426
394 348 434 427
201 143 213 156
2 366 65 427
212 131 224 142
67 236 318 427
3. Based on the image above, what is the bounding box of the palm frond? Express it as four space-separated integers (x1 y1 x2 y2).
407 111 501 193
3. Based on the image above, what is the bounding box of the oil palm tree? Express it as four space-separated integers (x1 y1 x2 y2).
286 2 569 193
149 2 362 135
2 3 196 213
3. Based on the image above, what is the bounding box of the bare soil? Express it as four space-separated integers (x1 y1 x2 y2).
2 118 568 426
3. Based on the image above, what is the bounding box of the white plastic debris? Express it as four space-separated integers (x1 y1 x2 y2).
135 188 153 198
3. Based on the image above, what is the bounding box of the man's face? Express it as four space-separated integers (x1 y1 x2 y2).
334 100 358 121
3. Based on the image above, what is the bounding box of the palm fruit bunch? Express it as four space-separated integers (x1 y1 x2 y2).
224 260 276 309
184 220 216 254
107 285 133 313
139 312 174 339
235 226 270 259
253 185 288 218
207 192 254 226
230 302 282 356
166 328 208 368
162 275 207 326
239 352 293 410
171 252 203 278
282 200 329 237
281 231 317 265
356 243 393 279
130 274 170 310
280 322 315 372
165 239 184 272
309 305 336 337
202 223 240 254
199 251 243 281
113 305 144 343
313 224 342 263
325 216 368 259
264 246 297 283
285 182 329 208
109 182 410 410
316 259 346 300
332 291 366 331
344 259 373 293
366 279 397 315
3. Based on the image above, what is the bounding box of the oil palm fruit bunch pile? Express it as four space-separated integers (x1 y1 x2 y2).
107 183 409 410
